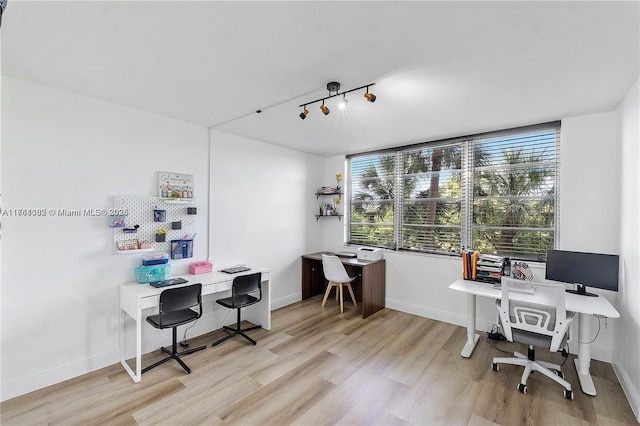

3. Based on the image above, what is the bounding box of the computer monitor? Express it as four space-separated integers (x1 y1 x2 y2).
545 249 619 297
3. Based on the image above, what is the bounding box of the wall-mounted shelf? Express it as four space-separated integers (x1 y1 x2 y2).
163 199 195 204
316 215 343 222
315 188 342 220
116 248 155 255
316 191 342 199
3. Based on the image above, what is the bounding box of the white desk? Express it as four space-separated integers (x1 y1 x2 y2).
449 278 619 396
120 268 271 383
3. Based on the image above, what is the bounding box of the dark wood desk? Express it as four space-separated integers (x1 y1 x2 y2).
301 252 386 318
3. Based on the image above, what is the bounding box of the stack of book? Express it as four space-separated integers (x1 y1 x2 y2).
475 254 504 284
462 250 479 280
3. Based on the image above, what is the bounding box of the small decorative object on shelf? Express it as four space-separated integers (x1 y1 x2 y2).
335 173 342 191
158 171 194 201
316 187 337 196
139 241 152 249
117 239 140 251
155 228 167 242
109 215 126 228
334 196 341 212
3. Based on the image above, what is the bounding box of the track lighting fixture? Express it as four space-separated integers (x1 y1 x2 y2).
364 86 377 103
338 94 348 110
298 82 376 119
320 101 330 115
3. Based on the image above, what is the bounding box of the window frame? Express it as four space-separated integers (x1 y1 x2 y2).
346 122 560 261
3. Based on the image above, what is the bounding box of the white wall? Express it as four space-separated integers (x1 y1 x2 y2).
1 77 210 400
209 130 325 309
615 77 640 421
1 76 633 405
323 111 623 362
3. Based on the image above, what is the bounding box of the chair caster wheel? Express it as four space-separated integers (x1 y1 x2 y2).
517 383 527 394
492 362 499 372
564 389 573 400
555 370 565 379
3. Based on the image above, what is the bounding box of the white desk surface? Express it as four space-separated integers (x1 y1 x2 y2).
120 268 269 316
120 267 270 383
449 278 619 318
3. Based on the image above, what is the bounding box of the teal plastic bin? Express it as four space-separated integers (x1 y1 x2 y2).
135 263 172 283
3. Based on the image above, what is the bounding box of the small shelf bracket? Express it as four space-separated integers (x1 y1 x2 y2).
316 215 343 222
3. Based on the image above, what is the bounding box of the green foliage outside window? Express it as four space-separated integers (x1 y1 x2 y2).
347 124 559 260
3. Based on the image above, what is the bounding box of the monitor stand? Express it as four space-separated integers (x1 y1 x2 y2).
566 284 598 297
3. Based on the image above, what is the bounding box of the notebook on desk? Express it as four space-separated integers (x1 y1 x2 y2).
221 266 251 274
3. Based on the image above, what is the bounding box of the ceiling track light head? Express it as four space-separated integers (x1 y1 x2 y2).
320 101 330 115
364 86 377 103
338 94 348 110
299 106 309 120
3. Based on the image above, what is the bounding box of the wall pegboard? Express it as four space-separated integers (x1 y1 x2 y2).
113 195 196 254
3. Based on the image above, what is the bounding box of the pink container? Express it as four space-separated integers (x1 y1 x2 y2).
189 260 213 275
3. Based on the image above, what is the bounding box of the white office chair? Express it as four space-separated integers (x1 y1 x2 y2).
492 277 575 400
321 254 357 314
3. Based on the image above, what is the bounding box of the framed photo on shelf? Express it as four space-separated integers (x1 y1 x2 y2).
158 171 194 201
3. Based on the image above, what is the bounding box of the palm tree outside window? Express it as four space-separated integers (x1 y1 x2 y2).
346 122 559 261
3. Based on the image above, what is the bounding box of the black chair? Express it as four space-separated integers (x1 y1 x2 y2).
142 283 207 375
212 272 263 346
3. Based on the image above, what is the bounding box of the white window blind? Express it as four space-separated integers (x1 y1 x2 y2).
400 143 464 253
470 126 559 260
348 152 397 249
347 122 560 260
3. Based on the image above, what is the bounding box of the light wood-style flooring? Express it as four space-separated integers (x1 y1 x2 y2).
2 295 638 425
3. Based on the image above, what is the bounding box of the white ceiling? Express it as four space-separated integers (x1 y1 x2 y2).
2 1 639 157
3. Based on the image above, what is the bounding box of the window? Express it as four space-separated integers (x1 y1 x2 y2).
347 122 560 261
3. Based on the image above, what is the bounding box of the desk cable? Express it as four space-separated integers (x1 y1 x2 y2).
576 316 602 345
483 324 570 366
180 308 232 347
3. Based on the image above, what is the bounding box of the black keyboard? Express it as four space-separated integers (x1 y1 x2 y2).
150 278 188 288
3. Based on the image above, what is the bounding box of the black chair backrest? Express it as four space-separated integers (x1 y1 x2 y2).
232 273 262 303
159 283 202 314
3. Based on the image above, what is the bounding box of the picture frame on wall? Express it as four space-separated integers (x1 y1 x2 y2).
158 171 194 201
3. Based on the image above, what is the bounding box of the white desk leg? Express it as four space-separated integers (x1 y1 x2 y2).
119 308 127 372
461 293 480 358
120 307 141 383
135 301 142 383
575 312 597 395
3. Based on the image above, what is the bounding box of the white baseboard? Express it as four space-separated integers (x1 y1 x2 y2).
1 351 120 402
386 298 614 362
1 296 302 402
271 292 301 310
613 355 640 423
385 298 495 332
